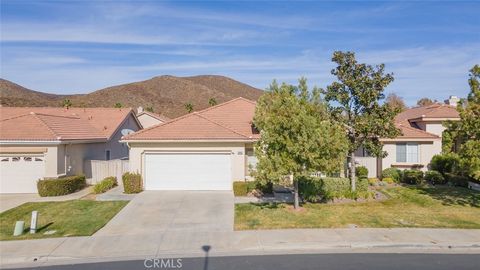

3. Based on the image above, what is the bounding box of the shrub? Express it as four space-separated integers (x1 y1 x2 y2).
298 176 368 202
37 175 86 197
381 168 401 182
122 172 142 194
255 181 273 194
445 173 470 187
356 166 369 178
368 178 379 186
430 153 460 176
93 176 118 194
233 181 248 196
402 170 424 185
382 177 395 184
424 171 446 185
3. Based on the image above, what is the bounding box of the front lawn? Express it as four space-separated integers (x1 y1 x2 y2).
0 200 128 240
235 186 480 230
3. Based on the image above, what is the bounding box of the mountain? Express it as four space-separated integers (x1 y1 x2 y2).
0 75 264 118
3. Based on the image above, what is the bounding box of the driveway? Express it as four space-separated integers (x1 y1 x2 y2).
0 187 92 213
96 191 234 236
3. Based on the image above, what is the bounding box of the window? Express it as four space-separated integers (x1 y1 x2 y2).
1 157 9 162
12 157 20 162
105 150 111 161
396 143 419 163
23 157 32 161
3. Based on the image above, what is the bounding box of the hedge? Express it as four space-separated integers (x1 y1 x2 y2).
430 153 460 176
93 176 118 194
381 168 401 182
298 176 368 202
445 173 470 187
233 181 270 196
402 170 424 185
37 175 86 197
424 170 446 185
122 172 143 194
356 166 368 178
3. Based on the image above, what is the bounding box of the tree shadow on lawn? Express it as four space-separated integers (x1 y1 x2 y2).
416 186 480 207
250 202 283 209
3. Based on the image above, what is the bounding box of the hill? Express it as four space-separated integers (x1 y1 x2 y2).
0 75 264 118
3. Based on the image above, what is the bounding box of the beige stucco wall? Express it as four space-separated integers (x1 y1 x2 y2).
415 121 446 137
128 141 248 183
137 114 164 129
382 140 442 172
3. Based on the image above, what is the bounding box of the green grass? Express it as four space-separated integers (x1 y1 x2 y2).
235 186 480 230
0 200 128 240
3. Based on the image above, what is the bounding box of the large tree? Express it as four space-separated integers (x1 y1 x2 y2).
444 65 480 179
417 97 435 107
322 51 400 191
386 93 407 112
254 78 348 209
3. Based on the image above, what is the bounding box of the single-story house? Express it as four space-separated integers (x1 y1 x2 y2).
122 98 259 191
136 107 170 128
356 103 460 177
0 107 141 193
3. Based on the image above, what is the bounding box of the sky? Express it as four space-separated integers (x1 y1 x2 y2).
1 0 479 105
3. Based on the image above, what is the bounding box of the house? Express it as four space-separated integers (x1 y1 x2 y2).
136 107 170 128
122 98 258 191
356 103 460 177
0 107 142 193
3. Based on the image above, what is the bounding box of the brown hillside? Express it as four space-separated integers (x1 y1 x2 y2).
0 75 264 118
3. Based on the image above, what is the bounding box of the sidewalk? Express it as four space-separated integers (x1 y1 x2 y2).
1 228 479 268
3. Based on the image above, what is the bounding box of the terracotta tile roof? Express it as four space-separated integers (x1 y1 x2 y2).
124 97 258 141
390 104 459 140
0 107 135 141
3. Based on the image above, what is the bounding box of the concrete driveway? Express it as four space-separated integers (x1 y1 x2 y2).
96 191 234 236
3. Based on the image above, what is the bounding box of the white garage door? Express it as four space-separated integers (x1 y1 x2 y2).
0 156 45 193
144 152 232 190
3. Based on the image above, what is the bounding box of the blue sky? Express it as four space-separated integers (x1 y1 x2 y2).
1 0 479 105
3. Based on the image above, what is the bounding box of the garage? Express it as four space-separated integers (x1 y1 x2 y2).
0 155 45 193
144 152 232 190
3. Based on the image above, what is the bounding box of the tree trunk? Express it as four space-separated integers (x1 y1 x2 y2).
291 174 300 209
350 151 357 192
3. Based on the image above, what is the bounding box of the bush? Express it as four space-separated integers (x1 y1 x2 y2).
122 172 142 194
424 171 446 185
430 153 460 175
37 175 86 197
298 176 368 202
402 170 424 185
255 181 273 194
93 176 118 194
233 181 248 196
368 178 379 186
356 166 369 178
445 173 470 187
382 177 395 184
381 168 401 182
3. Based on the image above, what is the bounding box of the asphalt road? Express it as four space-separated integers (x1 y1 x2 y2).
11 253 479 270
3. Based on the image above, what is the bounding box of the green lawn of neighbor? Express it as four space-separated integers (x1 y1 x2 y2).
235 186 480 230
0 200 128 240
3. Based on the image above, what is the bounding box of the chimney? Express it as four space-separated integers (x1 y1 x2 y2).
137 106 144 114
444 95 460 107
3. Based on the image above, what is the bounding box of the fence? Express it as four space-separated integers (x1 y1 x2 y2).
86 159 129 185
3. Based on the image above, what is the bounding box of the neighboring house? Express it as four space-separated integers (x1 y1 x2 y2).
122 98 258 191
0 107 141 193
356 103 460 177
136 107 170 128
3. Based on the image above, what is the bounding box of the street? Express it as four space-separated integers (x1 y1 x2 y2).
10 253 479 270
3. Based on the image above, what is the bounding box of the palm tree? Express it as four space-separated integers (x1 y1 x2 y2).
208 98 217 107
145 106 154 112
114 103 123 108
62 99 72 109
184 103 194 113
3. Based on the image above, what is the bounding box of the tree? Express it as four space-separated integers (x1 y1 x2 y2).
208 98 217 107
62 99 72 109
417 98 434 107
184 103 194 113
114 103 123 108
322 51 400 191
254 78 348 209
444 65 480 179
145 106 154 113
386 93 407 112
